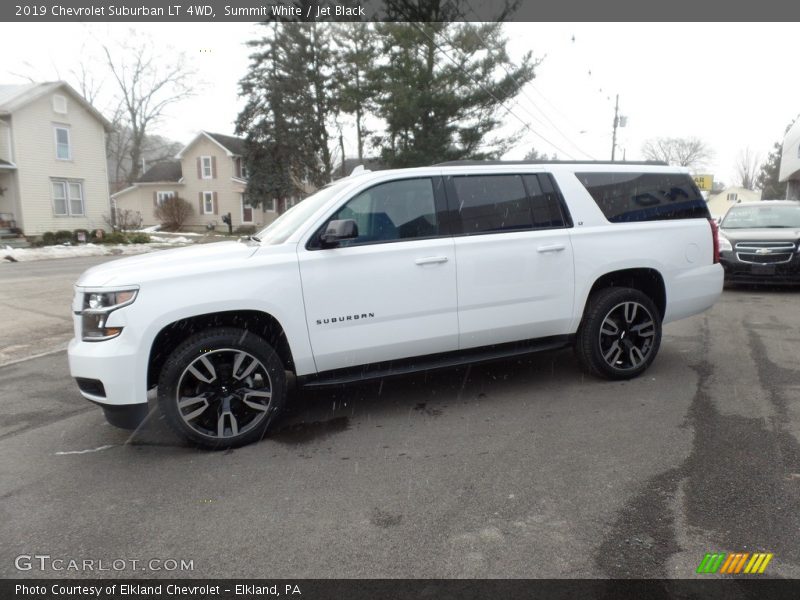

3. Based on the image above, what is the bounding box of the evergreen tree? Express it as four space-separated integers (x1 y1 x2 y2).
371 21 539 168
334 23 379 162
524 147 557 161
756 141 786 199
236 23 337 211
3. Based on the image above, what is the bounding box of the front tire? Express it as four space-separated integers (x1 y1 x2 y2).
157 327 287 449
576 287 662 380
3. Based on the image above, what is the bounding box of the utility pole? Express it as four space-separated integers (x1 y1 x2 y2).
611 94 619 161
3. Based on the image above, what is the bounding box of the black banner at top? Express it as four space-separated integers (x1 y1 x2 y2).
2 0 800 22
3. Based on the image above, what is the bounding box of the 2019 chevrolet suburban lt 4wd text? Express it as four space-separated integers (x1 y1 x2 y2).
69 162 723 448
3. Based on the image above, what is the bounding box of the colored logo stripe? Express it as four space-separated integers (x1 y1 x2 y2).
720 553 748 574
697 553 726 573
744 553 773 574
697 552 773 574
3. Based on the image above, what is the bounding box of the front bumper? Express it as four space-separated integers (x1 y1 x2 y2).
720 251 800 285
68 336 145 405
68 334 149 429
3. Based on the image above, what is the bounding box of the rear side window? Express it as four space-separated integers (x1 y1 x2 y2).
523 174 568 228
453 175 531 233
450 173 570 234
576 172 709 223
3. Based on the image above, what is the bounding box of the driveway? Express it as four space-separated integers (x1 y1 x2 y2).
0 255 118 365
1 259 798 579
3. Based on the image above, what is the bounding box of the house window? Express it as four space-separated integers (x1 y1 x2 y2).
54 126 71 160
52 180 84 216
52 181 67 215
203 191 214 214
157 191 175 205
201 156 213 179
53 95 68 114
264 198 276 212
727 192 738 202
240 160 248 179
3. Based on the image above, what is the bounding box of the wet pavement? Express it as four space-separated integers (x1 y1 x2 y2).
1 275 799 578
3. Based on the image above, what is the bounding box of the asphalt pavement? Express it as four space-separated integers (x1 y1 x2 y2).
0 256 120 366
1 256 799 579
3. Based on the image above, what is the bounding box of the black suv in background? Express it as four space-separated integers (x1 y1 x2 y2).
718 200 800 284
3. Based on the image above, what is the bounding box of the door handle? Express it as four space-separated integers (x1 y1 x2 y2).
415 256 449 265
537 244 566 253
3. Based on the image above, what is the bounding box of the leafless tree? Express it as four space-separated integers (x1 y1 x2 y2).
70 45 106 106
154 196 194 231
103 34 197 184
641 137 715 170
733 147 761 191
104 208 142 232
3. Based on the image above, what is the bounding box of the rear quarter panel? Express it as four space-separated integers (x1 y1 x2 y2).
552 170 723 331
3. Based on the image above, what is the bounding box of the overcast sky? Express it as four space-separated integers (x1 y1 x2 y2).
1 21 797 187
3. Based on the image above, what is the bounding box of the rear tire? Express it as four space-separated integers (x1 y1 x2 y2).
576 287 662 380
157 327 287 449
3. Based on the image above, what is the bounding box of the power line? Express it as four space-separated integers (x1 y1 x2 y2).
462 19 597 160
408 22 577 160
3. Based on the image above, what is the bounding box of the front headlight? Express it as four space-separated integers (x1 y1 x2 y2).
80 288 138 341
718 235 732 253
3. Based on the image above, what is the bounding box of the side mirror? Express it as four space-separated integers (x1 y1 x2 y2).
320 219 358 247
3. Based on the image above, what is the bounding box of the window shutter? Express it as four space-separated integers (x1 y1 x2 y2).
153 191 158 207
199 192 203 213
213 192 218 214
211 156 217 179
196 157 201 179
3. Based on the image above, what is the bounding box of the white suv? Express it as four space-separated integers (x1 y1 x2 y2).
69 162 723 448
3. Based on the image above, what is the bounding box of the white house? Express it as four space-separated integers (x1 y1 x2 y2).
779 118 800 200
0 81 112 236
705 186 761 220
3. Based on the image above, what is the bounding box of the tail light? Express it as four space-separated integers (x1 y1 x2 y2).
708 218 720 264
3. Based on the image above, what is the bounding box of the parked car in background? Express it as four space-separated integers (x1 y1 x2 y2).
718 200 800 285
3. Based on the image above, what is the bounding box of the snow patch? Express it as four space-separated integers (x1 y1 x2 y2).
3 239 195 262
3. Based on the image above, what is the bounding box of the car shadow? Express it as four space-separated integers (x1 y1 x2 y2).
124 347 586 449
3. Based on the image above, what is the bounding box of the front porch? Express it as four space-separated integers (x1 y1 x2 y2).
0 167 29 248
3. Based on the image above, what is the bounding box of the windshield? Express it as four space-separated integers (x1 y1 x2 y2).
254 180 351 244
721 204 800 229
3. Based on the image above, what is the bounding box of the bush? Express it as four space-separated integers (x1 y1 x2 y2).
113 209 143 232
90 229 106 242
127 233 151 244
54 230 73 244
154 196 194 231
234 225 257 235
41 231 56 246
102 232 130 245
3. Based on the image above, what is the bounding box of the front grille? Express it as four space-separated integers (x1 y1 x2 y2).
735 241 796 265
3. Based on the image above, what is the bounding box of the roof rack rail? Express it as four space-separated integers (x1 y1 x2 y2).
349 165 372 176
433 160 669 167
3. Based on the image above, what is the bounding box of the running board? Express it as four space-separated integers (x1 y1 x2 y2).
297 335 573 389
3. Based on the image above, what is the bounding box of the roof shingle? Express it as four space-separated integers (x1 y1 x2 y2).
205 132 246 156
137 161 182 183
